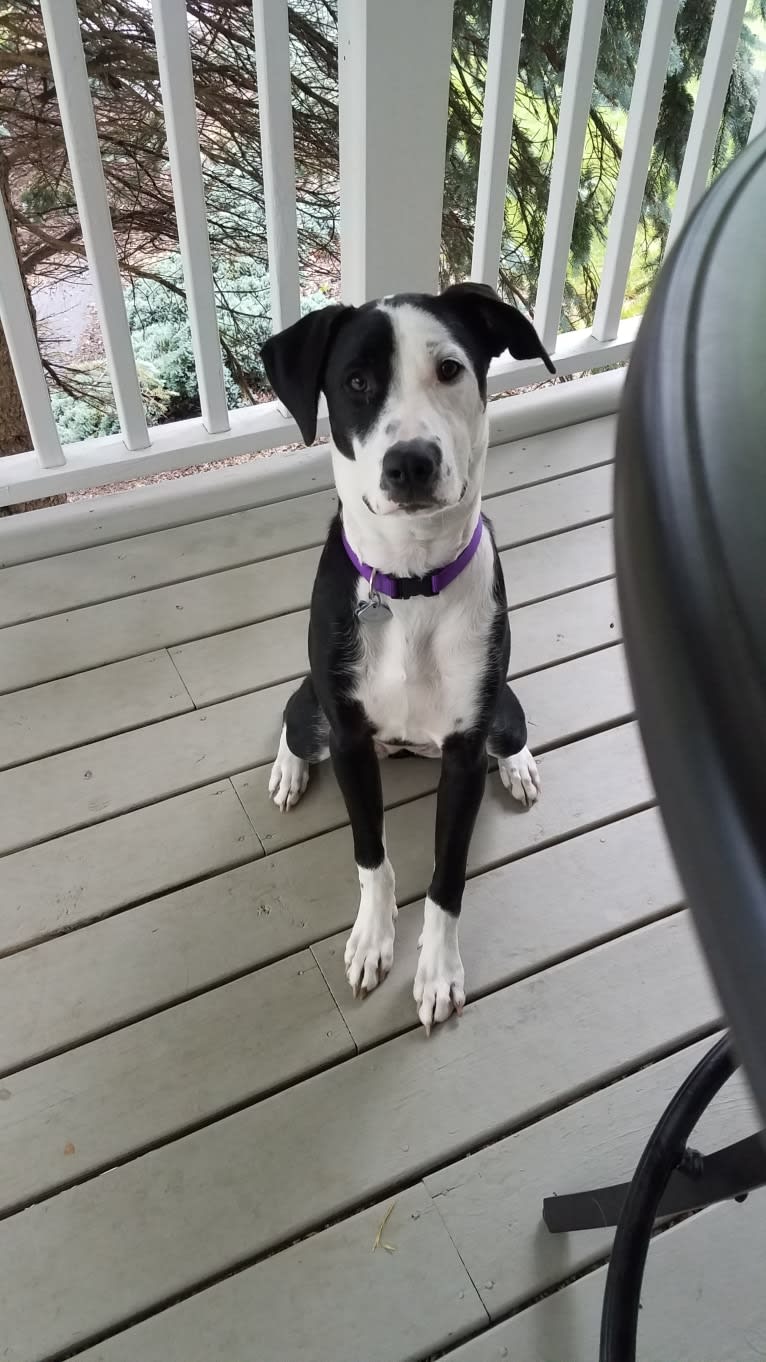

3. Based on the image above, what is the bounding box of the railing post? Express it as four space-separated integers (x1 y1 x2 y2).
40 0 150 453
667 0 748 250
592 0 681 342
151 0 230 435
471 0 526 288
533 0 607 353
253 0 302 333
338 0 454 304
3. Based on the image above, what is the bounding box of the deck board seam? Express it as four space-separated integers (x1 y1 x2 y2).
164 646 197 710
0 457 615 631
0 852 671 1143
0 660 633 861
29 1025 719 1362
0 564 617 729
311 898 684 1055
228 776 267 857
0 649 200 775
0 782 656 966
430 1204 713 1361
0 500 613 644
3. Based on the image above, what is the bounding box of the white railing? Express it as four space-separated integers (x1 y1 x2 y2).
1 0 765 506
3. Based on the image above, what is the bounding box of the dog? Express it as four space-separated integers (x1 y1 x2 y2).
261 282 554 1032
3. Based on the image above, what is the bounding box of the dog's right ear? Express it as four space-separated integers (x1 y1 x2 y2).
261 305 353 446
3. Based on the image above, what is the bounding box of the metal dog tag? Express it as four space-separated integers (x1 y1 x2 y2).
355 590 392 625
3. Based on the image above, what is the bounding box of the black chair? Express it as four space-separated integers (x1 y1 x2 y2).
542 131 766 1360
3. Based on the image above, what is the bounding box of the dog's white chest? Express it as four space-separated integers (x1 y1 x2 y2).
352 545 495 751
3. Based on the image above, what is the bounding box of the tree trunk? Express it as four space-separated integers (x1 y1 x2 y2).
0 321 32 455
0 146 64 513
0 148 33 457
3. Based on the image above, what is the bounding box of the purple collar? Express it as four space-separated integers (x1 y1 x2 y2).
341 517 484 600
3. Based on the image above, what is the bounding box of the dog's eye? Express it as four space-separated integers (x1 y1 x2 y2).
347 372 368 393
437 358 462 383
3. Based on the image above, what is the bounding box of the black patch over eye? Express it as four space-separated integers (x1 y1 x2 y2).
438 358 463 383
346 372 368 393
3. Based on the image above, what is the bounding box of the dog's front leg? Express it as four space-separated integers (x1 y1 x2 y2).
415 733 487 1033
331 727 397 998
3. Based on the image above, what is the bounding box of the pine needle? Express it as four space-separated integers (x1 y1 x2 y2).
372 1200 397 1251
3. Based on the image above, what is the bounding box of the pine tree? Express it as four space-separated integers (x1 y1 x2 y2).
1 0 763 444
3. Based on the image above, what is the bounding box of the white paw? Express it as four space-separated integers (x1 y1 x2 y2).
498 745 541 807
344 861 397 998
268 725 309 812
414 899 465 1035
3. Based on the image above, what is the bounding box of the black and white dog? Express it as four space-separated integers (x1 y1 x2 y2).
262 283 554 1032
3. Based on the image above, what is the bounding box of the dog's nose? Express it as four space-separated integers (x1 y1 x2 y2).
381 440 441 502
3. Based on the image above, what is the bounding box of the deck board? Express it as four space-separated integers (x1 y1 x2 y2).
0 463 611 694
0 650 192 770
0 810 675 1204
0 954 353 1214
0 417 615 622
74 1042 754 1362
443 1195 766 1361
0 643 630 857
73 1186 489 1362
170 574 620 708
0 489 337 628
0 410 750 1362
0 681 292 856
0 546 322 696
425 1038 757 1320
236 643 633 855
481 412 615 496
0 916 717 1362
0 781 262 956
313 806 679 1049
0 724 649 1073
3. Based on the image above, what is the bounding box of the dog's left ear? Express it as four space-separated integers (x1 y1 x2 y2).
261 304 354 445
441 282 555 374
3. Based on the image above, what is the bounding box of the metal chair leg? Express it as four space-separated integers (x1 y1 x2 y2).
598 1034 736 1362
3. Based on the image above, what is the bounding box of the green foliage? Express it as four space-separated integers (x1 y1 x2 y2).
54 254 331 437
125 254 328 424
6 0 764 438
447 0 766 328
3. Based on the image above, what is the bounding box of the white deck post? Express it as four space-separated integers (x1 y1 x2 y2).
40 0 149 451
338 0 454 303
470 0 526 287
151 0 230 434
667 0 748 250
748 64 766 142
592 0 681 342
253 0 301 333
534 0 607 352
0 195 65 468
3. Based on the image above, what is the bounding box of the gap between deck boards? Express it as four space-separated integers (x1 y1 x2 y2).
0 721 653 1074
0 417 616 626
0 913 720 1362
0 574 621 772
0 807 682 1216
0 461 613 696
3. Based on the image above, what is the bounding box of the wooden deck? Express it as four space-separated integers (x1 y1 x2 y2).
1 413 763 1362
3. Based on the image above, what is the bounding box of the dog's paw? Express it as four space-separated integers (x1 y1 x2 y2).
268 726 309 812
344 862 397 998
498 745 541 807
414 900 465 1035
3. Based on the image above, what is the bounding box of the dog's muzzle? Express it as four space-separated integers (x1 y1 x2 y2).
380 439 441 507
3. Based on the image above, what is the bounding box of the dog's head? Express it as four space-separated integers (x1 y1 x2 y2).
261 283 554 520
